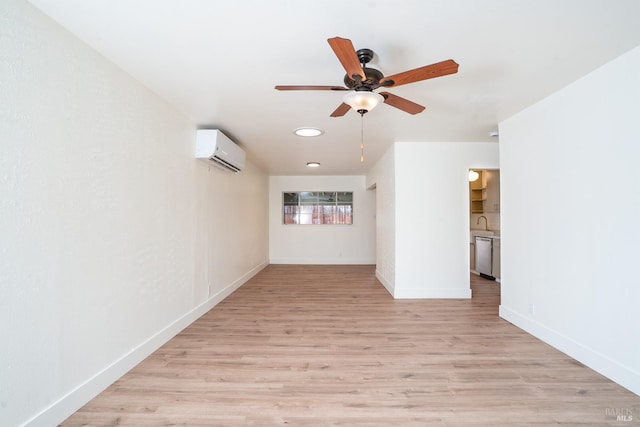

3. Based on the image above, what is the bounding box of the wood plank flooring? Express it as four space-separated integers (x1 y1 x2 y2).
61 265 639 426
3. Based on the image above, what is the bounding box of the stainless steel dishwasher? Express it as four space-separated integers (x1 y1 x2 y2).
475 236 494 279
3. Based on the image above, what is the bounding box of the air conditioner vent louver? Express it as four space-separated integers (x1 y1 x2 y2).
195 129 245 173
210 155 241 173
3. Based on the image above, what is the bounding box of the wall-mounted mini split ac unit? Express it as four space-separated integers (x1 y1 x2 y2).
195 129 246 173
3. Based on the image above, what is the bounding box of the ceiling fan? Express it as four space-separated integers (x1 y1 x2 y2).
275 37 459 117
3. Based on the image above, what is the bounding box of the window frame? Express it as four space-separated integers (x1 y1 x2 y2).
282 191 354 225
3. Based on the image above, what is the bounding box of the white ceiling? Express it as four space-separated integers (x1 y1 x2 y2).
28 0 640 175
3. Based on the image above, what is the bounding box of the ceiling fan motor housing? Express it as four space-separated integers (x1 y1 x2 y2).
344 67 386 90
343 49 395 90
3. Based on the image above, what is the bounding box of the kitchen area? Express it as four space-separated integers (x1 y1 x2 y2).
469 169 500 281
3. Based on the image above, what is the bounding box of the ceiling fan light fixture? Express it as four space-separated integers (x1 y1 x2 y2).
342 91 384 114
294 127 324 137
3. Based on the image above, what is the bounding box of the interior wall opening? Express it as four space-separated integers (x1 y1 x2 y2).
468 169 501 298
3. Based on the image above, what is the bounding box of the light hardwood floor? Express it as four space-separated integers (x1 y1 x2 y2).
62 265 639 426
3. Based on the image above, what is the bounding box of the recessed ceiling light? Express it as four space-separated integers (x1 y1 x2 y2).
306 162 321 168
295 127 324 137
489 130 499 137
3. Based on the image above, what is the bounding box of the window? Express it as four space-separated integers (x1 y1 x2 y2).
283 191 353 225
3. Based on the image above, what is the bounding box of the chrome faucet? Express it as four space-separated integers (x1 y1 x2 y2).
477 215 488 231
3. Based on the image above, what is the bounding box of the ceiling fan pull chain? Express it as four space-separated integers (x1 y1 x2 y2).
360 112 365 163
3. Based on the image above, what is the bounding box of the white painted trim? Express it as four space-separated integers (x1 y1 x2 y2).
375 270 394 297
499 305 640 396
24 261 269 427
394 288 472 299
269 258 375 265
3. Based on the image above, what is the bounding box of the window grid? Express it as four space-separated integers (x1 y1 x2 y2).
283 192 353 225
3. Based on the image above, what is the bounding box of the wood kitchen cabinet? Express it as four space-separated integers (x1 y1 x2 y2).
469 171 487 213
492 237 501 279
470 242 475 271
470 170 500 214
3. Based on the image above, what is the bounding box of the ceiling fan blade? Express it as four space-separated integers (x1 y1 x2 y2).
330 103 351 117
327 37 366 81
275 85 348 91
380 59 459 87
380 92 425 115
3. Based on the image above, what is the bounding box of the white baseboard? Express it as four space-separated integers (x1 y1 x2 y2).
393 288 472 299
499 305 640 396
376 271 471 299
375 269 394 296
25 261 268 427
269 258 376 265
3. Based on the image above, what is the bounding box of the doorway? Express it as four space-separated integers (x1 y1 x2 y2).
469 169 501 296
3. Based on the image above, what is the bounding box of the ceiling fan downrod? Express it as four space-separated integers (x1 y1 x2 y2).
360 112 365 163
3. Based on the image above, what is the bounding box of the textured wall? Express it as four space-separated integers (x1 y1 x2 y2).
0 1 268 425
199 161 269 296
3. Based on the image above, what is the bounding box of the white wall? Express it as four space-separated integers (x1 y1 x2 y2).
366 142 500 299
269 176 375 264
365 145 396 295
0 1 268 426
499 46 640 395
393 142 499 298
197 162 269 299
